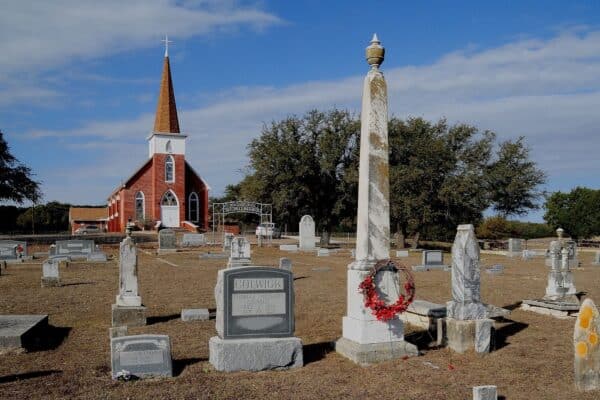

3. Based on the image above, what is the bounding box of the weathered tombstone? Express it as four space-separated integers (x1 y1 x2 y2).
335 35 418 364
227 236 251 268
593 251 600 266
0 315 49 352
53 240 94 260
182 233 205 247
351 249 356 259
209 266 303 372
223 233 234 252
396 250 409 258
158 229 177 254
574 298 600 391
473 385 498 400
41 259 61 287
445 224 493 353
507 238 522 256
109 326 128 339
317 248 330 257
112 236 146 327
299 215 316 251
111 334 172 379
279 257 292 271
279 244 298 252
545 229 578 268
181 309 210 321
412 250 450 271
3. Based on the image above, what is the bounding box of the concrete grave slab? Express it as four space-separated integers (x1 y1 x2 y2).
0 315 48 352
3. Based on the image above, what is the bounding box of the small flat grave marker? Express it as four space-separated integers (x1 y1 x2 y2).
111 334 172 379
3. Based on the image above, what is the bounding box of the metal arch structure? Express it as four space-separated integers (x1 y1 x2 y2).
211 201 272 242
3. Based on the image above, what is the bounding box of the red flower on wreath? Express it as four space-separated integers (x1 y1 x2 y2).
358 259 415 322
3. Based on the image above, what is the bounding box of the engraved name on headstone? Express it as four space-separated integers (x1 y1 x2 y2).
215 267 294 339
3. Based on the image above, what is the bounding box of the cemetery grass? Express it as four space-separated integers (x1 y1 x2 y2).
1 244 600 399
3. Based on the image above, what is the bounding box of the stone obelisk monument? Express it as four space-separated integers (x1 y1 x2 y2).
336 35 418 364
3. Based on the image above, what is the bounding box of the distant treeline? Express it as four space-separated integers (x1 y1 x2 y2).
0 202 103 234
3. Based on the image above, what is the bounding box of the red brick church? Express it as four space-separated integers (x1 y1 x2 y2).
107 48 209 232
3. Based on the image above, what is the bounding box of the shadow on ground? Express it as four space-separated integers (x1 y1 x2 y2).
501 301 522 311
61 282 95 287
0 370 62 384
26 325 71 352
493 319 529 350
147 313 180 325
303 341 334 365
173 357 207 376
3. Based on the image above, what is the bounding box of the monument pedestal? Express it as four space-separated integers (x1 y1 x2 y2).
111 304 146 327
209 336 303 372
336 269 418 364
444 317 493 354
41 277 60 287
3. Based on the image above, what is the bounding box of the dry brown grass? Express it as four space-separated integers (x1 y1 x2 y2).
1 243 600 399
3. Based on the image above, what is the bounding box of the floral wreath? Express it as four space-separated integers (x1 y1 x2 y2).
358 259 415 322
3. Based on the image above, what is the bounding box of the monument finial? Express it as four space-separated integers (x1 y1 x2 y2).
366 33 385 68
161 35 173 57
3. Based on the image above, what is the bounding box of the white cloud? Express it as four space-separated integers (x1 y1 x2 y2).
0 0 282 106
24 29 600 211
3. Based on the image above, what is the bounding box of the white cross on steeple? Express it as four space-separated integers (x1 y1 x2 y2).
161 35 173 57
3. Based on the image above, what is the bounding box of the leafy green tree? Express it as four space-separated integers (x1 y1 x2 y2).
544 187 600 239
240 109 359 243
389 118 495 247
0 131 41 203
487 137 546 217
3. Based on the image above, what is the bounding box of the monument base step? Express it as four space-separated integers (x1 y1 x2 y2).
209 336 303 372
111 304 147 327
41 277 61 287
181 308 210 321
334 337 418 365
411 265 450 272
443 317 493 354
520 300 579 318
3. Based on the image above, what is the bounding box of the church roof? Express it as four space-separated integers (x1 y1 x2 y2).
153 55 180 134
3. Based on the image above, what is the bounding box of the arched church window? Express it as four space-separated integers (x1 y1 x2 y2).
188 192 199 222
166 140 172 153
165 155 174 182
161 190 178 206
135 191 145 220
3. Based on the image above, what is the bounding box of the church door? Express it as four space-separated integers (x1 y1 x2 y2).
160 190 179 228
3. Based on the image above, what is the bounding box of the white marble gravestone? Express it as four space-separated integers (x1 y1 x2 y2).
112 237 146 327
41 259 61 287
447 225 487 320
223 233 234 252
335 35 418 364
299 215 316 251
227 236 251 268
445 225 493 354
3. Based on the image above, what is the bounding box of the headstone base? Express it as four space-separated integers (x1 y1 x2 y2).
181 308 210 321
109 326 128 338
199 252 228 259
41 277 60 287
335 337 418 365
157 249 177 255
411 265 450 272
226 259 251 268
209 336 303 372
87 252 108 262
111 304 146 327
445 317 493 354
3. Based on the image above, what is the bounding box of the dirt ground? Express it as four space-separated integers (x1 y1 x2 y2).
1 240 599 400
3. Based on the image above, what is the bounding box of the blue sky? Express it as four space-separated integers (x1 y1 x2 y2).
2 1 600 222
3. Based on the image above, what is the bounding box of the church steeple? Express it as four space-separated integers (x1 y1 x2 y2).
153 36 180 134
